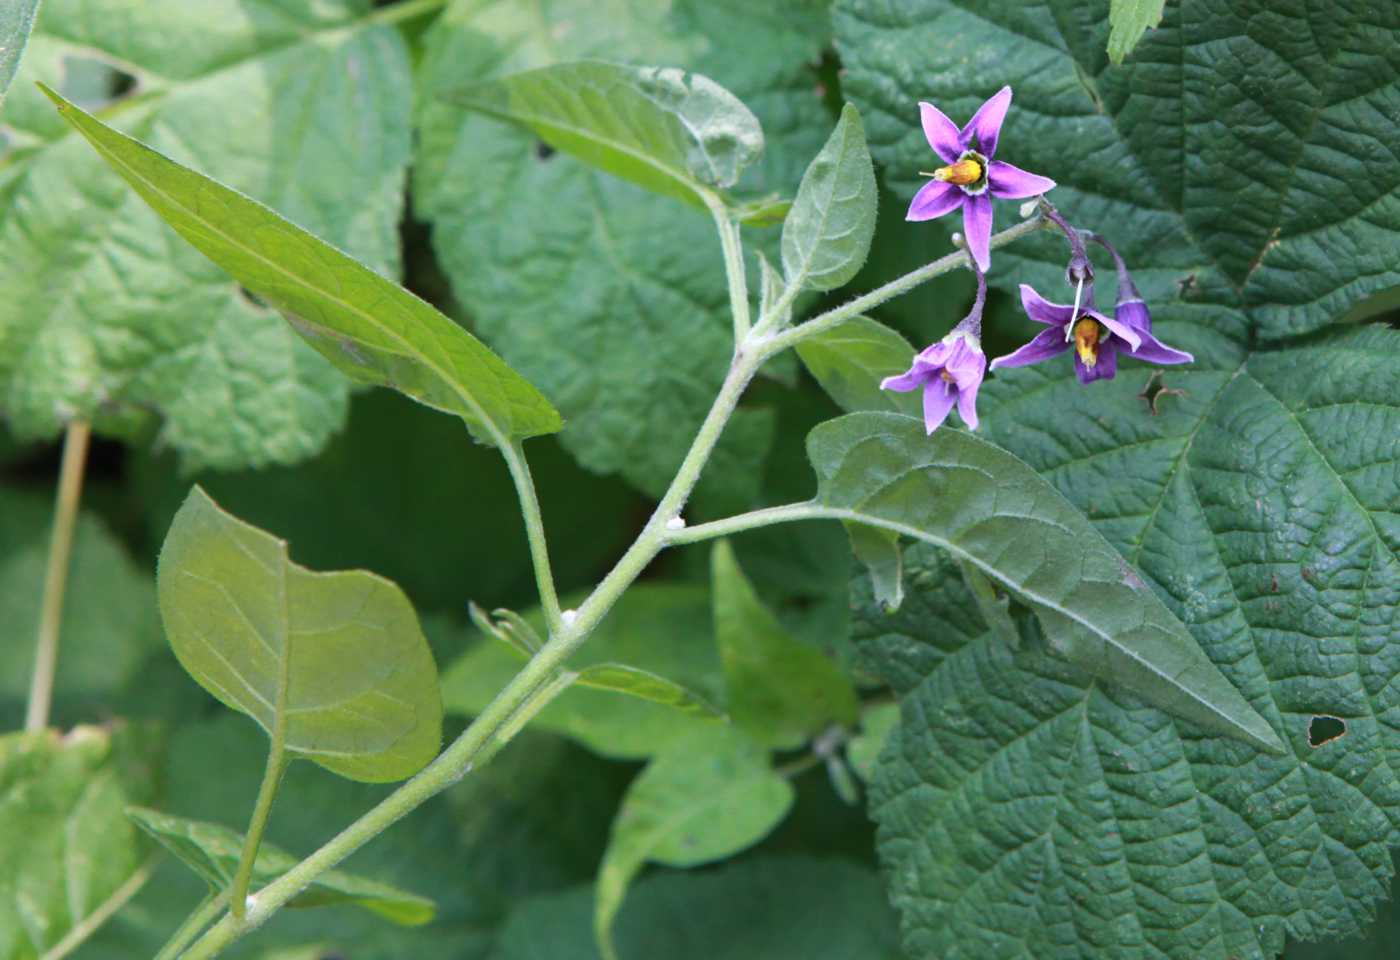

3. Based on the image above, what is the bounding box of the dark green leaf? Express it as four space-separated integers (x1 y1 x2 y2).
809 412 1283 754
43 86 561 448
1107 0 1166 62
126 807 434 926
594 727 793 960
450 60 763 208
781 103 877 292
157 486 442 782
795 315 920 416
713 540 859 748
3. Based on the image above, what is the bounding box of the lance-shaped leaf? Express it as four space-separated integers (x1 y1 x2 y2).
0 0 39 103
126 807 435 927
157 486 443 783
594 727 793 960
795 315 920 417
42 86 561 449
807 412 1284 754
781 103 877 292
449 60 763 209
712 540 859 748
574 665 723 719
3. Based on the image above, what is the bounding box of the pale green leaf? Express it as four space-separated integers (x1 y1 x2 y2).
713 540 859 748
794 315 920 416
733 195 791 227
126 807 435 926
440 585 725 759
809 412 1283 754
157 486 443 783
43 86 561 449
781 103 877 292
846 703 899 782
1107 0 1167 62
469 603 541 658
848 523 904 613
449 60 763 208
594 727 794 960
0 0 39 103
0 724 159 960
574 664 723 719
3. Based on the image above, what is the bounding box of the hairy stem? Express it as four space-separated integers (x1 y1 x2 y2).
503 440 563 635
153 890 229 960
25 419 93 733
40 854 159 960
664 502 824 545
707 194 751 341
229 745 287 919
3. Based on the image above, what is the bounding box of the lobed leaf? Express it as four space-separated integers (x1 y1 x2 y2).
42 86 562 448
157 486 442 783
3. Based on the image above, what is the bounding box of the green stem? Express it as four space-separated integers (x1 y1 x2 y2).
664 502 828 545
755 213 1050 357
40 854 159 960
153 890 230 960
706 194 751 341
502 440 563 635
229 742 288 918
25 419 92 733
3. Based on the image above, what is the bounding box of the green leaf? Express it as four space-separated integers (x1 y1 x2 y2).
594 727 794 960
848 523 904 612
0 724 160 960
450 60 763 209
712 540 859 748
498 856 904 960
413 0 831 503
809 412 1283 754
733 194 792 227
846 703 899 782
441 585 725 759
795 315 921 416
1107 0 1167 62
574 664 723 719
781 103 877 292
470 603 542 658
0 0 39 103
125 807 435 926
1 0 416 468
43 87 561 449
157 486 443 783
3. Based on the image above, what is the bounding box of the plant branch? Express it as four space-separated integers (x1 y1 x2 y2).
664 502 826 545
503 440 564 635
40 854 159 960
707 193 751 341
25 419 93 733
153 890 229 960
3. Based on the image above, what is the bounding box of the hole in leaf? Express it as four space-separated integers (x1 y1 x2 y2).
60 55 139 111
534 141 556 161
1308 715 1346 747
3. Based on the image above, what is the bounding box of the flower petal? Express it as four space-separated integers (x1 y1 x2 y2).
962 194 993 272
919 101 964 163
922 380 958 434
907 180 963 222
1075 339 1118 383
961 85 1012 157
1129 330 1195 365
880 368 927 392
956 376 982 430
987 160 1056 199
1096 308 1143 351
1018 283 1075 327
944 338 986 388
989 327 1069 369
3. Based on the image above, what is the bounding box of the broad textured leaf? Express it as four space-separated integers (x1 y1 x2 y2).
157 486 442 782
45 88 561 448
0 0 416 468
594 727 794 960
0 0 39 103
0 725 159 960
712 540 859 748
836 0 1400 954
795 315 920 416
1107 0 1166 62
498 856 904 960
440 585 725 759
414 0 830 504
781 103 877 291
810 412 1283 754
450 60 762 208
126 807 434 926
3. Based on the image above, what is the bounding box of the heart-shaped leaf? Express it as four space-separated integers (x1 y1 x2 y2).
157 486 442 783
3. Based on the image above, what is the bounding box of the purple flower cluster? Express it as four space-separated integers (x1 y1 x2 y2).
882 87 1194 434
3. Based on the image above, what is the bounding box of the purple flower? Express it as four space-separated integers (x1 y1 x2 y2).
881 272 988 433
990 284 1194 384
907 86 1056 272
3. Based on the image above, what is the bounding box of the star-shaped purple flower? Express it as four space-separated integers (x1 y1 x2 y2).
990 284 1194 384
907 86 1056 272
882 332 986 432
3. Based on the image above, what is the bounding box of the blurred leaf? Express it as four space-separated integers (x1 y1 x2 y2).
795 316 919 416
809 412 1284 754
157 486 442 782
712 541 859 748
45 87 561 449
594 727 793 960
0 724 160 960
126 807 434 926
574 665 723 719
498 856 904 960
1107 0 1166 62
781 103 877 292
0 0 39 103
451 60 762 208
846 703 898 782
2 0 416 468
440 585 723 759
734 195 791 227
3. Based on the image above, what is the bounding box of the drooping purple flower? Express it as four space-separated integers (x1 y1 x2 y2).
881 271 988 433
990 283 1193 384
907 86 1056 272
